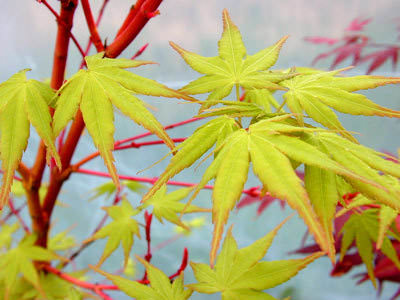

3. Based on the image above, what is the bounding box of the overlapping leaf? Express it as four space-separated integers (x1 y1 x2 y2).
87 198 140 266
52 53 191 186
340 209 400 287
143 185 209 228
280 71 400 142
145 115 391 263
89 180 146 201
142 116 239 202
187 222 323 299
170 9 289 109
0 70 61 207
0 234 60 295
96 257 193 300
313 132 400 209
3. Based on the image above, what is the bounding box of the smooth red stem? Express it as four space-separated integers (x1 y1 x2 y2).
29 0 79 249
75 168 261 197
44 265 119 291
169 248 189 279
79 0 110 69
141 211 153 282
39 0 85 57
105 0 164 57
131 43 149 60
115 117 200 147
115 1 144 37
81 0 105 52
8 198 30 233
74 138 186 169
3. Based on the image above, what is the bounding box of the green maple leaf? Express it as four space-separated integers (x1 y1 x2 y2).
280 71 400 142
340 209 400 287
17 273 82 300
89 180 146 201
52 54 192 187
144 115 385 264
0 70 61 207
170 9 288 109
312 132 400 209
187 221 323 299
0 234 60 295
144 184 209 228
88 198 140 266
0 223 19 250
95 256 193 300
142 116 239 202
48 230 77 252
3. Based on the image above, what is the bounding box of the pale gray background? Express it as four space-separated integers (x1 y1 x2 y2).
1 1 400 299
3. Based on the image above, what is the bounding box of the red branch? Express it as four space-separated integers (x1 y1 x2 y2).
131 43 149 60
141 211 153 282
72 116 200 170
81 0 105 52
8 198 30 233
79 0 110 69
169 248 189 279
44 265 118 292
75 168 261 197
105 0 164 57
73 138 186 169
63 191 123 268
0 203 26 225
38 0 85 57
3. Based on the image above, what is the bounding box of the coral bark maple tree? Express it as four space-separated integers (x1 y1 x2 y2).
0 1 400 299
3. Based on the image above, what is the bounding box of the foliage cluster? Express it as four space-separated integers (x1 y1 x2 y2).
1 1 400 299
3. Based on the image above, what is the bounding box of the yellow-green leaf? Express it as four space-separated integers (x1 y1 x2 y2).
0 70 60 207
89 199 140 266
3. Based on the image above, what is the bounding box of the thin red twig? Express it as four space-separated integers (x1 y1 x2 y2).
62 191 123 268
81 0 105 52
79 0 110 69
44 265 119 291
38 0 86 58
73 117 200 170
141 211 153 282
0 203 26 225
116 118 200 147
73 138 186 169
169 248 188 279
131 43 149 60
75 168 261 197
8 198 30 233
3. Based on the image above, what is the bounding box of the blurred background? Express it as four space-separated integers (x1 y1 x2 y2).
1 0 400 299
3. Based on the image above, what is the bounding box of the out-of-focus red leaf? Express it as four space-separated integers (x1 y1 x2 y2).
237 192 285 216
304 36 339 45
312 36 368 68
360 47 399 74
331 252 363 276
345 17 372 31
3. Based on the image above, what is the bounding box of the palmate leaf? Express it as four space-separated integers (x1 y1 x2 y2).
340 209 400 287
312 132 400 209
280 71 400 142
187 222 323 299
0 70 61 207
142 116 239 202
87 198 140 266
170 9 288 109
143 185 209 228
95 257 193 300
52 54 191 187
144 116 387 263
0 234 60 295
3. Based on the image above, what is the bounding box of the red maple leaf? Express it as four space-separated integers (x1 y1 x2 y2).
345 17 372 31
360 47 399 74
